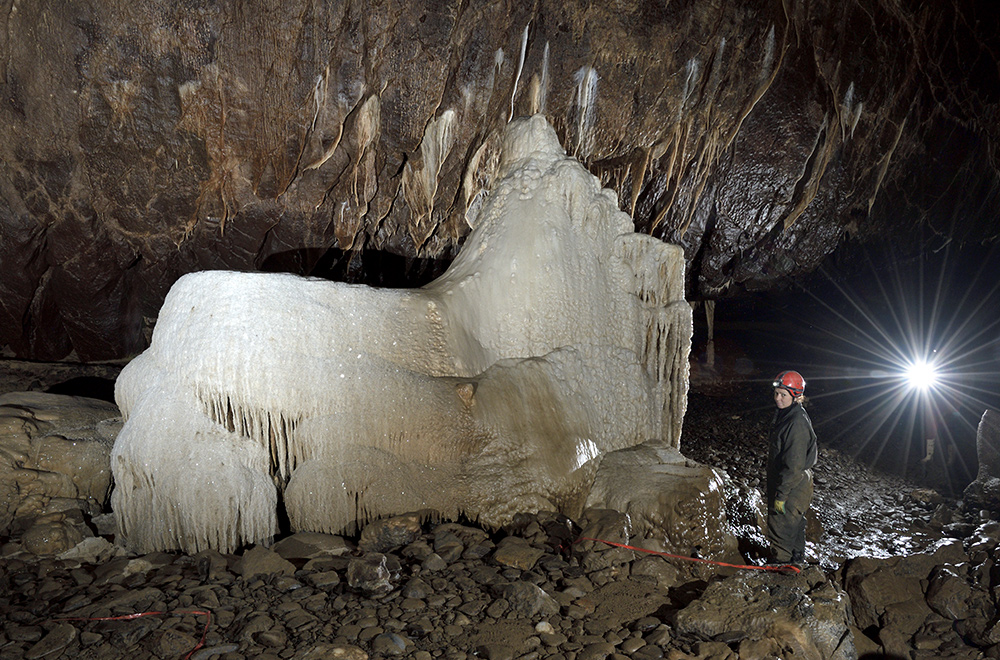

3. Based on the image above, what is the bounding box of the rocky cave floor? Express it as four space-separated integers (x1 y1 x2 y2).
2 360 999 660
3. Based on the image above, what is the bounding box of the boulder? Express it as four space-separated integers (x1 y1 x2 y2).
581 579 670 637
720 478 772 560
675 567 855 660
497 581 560 618
584 440 740 562
272 531 353 560
237 545 297 579
964 410 1000 510
0 392 121 551
359 511 427 552
842 539 967 631
838 538 974 657
493 536 546 571
880 598 934 657
347 553 403 596
926 565 974 620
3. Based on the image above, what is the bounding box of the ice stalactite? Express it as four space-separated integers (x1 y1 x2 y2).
760 25 776 84
510 22 530 123
840 82 863 141
680 57 701 119
536 42 550 114
572 66 598 160
198 387 305 481
112 114 691 554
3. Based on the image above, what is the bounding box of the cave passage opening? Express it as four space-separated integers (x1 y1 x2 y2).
259 246 453 289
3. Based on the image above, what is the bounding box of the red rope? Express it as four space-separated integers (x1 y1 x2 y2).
577 537 801 574
53 609 212 659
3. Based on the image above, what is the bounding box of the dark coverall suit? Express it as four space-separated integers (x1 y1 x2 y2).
766 402 818 563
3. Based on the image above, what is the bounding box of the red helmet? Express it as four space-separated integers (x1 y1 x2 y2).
773 370 806 397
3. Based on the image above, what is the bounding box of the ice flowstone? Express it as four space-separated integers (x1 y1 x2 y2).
111 115 692 554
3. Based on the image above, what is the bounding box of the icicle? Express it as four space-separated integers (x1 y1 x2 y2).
761 25 776 83
573 66 598 159
850 102 863 139
510 22 530 122
679 58 700 119
539 42 549 114
840 82 856 140
309 68 326 132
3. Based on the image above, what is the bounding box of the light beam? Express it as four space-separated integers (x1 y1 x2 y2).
903 359 938 391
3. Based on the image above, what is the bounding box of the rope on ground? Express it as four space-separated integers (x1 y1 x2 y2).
577 536 801 575
53 609 212 659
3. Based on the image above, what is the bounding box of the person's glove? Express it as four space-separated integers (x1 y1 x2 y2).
774 500 786 514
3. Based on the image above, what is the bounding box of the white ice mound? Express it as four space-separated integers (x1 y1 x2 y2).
111 115 693 554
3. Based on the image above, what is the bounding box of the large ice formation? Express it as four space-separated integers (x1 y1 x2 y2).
111 115 692 554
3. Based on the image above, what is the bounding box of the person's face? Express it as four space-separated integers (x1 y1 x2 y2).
774 388 794 409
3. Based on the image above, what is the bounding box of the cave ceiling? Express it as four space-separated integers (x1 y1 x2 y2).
1 0 998 361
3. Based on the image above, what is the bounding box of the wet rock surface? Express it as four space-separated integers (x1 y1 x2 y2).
3 367 1000 659
2 1 997 362
675 567 855 660
0 392 122 554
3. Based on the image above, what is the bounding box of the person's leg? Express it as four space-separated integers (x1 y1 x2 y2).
767 508 796 563
789 513 806 564
789 479 814 563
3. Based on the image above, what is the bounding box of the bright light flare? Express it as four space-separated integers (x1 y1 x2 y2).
903 359 938 390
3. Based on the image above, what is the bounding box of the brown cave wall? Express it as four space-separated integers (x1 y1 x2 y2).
1 0 997 361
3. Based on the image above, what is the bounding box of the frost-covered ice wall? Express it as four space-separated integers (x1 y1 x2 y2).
111 115 692 554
